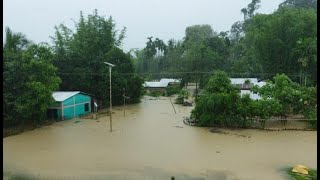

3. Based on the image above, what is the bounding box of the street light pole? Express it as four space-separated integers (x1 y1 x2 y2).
104 62 115 132
109 66 112 132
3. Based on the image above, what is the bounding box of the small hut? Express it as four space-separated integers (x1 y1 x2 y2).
47 91 92 120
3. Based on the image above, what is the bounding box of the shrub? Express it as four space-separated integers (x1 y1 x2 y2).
174 90 189 104
304 108 317 130
191 91 241 127
165 86 180 96
192 72 317 129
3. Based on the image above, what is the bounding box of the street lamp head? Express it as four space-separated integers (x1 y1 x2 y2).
104 62 115 67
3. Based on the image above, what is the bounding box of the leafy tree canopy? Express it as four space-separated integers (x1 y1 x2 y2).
4 28 61 126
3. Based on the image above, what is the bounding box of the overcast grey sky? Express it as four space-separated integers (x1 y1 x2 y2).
3 0 283 52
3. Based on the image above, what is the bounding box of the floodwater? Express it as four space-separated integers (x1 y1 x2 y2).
3 96 317 180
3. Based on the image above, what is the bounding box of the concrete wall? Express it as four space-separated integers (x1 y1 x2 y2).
63 107 74 120
61 93 91 120
75 94 91 104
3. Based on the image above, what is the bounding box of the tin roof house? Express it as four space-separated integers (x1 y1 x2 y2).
143 78 181 92
197 78 266 100
230 78 266 100
47 91 92 120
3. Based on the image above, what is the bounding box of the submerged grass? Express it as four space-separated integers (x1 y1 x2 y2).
285 167 317 180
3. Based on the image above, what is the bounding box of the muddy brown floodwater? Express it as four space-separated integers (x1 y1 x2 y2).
3 96 317 180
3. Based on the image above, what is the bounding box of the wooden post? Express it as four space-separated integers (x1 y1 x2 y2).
95 100 98 120
123 88 126 117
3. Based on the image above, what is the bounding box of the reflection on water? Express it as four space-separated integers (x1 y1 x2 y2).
3 96 317 180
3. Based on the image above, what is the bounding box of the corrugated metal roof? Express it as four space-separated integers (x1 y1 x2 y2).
144 78 181 88
144 82 167 88
52 91 80 102
230 78 258 84
159 78 180 84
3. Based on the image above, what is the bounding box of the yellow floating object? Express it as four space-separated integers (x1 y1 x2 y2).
292 165 309 175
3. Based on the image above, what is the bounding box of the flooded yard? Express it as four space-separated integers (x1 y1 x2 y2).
3 96 317 180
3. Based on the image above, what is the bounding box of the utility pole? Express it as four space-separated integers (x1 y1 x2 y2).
123 88 130 117
123 88 126 117
104 62 115 132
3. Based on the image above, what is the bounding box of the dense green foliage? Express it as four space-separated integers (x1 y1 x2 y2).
174 90 190 104
252 73 317 128
3 28 61 127
165 86 181 96
191 71 243 127
191 71 316 128
243 6 317 83
51 10 143 106
133 0 317 86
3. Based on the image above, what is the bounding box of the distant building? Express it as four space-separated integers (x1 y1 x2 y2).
144 78 181 93
230 78 266 100
197 78 266 100
47 91 92 120
230 78 258 90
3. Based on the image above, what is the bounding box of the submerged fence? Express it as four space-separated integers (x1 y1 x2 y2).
184 117 317 130
252 118 317 130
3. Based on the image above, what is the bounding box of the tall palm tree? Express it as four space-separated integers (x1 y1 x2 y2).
4 27 29 53
3 27 30 122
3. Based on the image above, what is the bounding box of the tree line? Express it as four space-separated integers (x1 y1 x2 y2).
133 0 317 87
191 71 317 129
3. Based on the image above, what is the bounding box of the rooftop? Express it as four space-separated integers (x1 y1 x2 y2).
52 91 80 102
230 78 258 84
144 78 181 88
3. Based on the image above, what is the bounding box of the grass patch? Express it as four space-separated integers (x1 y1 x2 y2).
286 167 317 180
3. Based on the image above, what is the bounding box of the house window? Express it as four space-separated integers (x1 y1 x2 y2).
84 103 89 112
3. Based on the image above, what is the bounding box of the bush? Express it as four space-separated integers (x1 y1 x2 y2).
191 71 242 127
250 98 283 128
191 91 241 127
304 108 317 130
165 86 180 96
237 94 254 127
174 90 189 104
192 72 317 129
